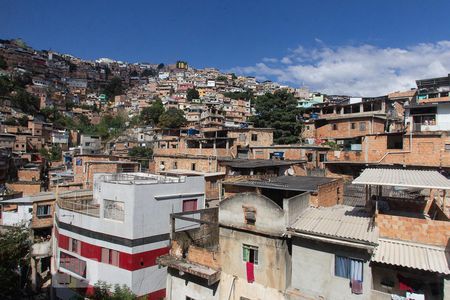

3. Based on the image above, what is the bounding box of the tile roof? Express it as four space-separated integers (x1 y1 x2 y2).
352 168 450 190
372 239 450 275
289 205 378 244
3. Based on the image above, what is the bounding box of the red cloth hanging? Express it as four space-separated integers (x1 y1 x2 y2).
246 262 255 283
398 274 414 292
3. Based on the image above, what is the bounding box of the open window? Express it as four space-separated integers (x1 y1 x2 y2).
243 244 258 265
335 255 363 281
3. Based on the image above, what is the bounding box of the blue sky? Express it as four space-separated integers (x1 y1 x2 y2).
2 0 450 95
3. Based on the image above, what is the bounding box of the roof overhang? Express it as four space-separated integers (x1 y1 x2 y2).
352 168 450 190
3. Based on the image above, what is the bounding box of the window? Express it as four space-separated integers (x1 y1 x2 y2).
251 134 258 141
243 244 258 265
36 204 51 217
210 180 218 189
85 142 90 146
319 153 326 162
387 135 403 149
335 255 363 281
243 206 256 225
359 122 366 131
186 297 196 300
103 200 125 221
351 123 356 130
191 163 196 171
332 124 338 130
445 144 450 151
60 252 86 278
69 238 81 255
101 248 120 267
306 153 313 162
173 161 178 169
182 199 198 212
306 125 310 130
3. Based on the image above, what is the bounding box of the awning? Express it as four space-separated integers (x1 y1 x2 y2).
372 238 450 275
352 168 450 190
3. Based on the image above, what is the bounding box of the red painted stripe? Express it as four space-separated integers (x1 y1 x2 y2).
55 229 169 271
147 288 166 300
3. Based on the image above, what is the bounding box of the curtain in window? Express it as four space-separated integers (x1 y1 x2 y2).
335 256 349 278
350 259 363 281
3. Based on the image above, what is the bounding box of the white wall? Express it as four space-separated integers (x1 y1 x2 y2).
58 175 205 241
166 273 219 300
2 204 32 226
291 239 372 300
437 103 450 131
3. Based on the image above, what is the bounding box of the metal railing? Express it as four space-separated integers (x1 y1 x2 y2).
100 173 186 185
57 198 100 217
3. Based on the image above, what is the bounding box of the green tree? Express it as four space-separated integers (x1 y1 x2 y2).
158 108 186 128
141 68 157 77
0 225 31 299
90 281 136 300
216 75 227 81
0 76 13 96
186 88 200 101
11 89 39 115
250 90 302 144
223 90 253 101
141 99 164 125
0 56 7 69
103 77 124 100
157 63 164 70
128 146 153 158
129 70 138 77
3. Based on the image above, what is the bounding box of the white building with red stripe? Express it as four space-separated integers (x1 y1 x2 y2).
52 173 205 300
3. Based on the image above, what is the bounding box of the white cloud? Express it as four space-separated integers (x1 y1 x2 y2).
262 57 278 63
230 41 450 96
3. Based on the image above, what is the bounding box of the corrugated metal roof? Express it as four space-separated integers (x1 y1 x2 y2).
372 238 450 275
289 205 378 244
352 168 450 190
224 176 336 192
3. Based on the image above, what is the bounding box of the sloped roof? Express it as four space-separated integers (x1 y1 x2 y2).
289 205 378 244
352 168 450 190
224 175 335 192
372 238 450 275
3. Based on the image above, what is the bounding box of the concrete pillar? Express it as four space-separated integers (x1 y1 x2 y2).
360 103 364 113
31 257 37 292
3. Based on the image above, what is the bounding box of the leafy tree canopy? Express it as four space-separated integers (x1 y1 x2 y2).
250 90 302 144
103 77 124 101
216 75 227 81
128 146 153 158
0 225 31 299
186 88 200 101
223 90 253 101
0 56 6 69
158 108 186 128
141 99 164 125
88 281 136 300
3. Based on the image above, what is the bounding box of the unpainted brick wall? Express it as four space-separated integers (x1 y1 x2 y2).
376 213 450 246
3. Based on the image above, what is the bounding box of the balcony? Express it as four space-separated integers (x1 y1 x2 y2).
57 191 99 217
157 208 220 285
